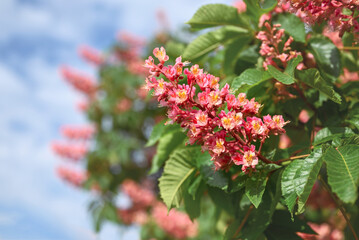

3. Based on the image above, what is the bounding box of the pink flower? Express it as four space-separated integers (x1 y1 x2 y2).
233 0 247 13
56 166 87 187
78 45 104 66
51 142 88 161
256 22 301 70
60 66 97 96
152 203 198 239
241 145 259 171
144 47 288 172
121 180 155 208
195 110 208 127
117 98 132 112
153 46 169 63
61 125 95 140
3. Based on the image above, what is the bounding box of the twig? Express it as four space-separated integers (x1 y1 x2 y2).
276 154 310 164
319 176 359 240
232 205 254 239
339 46 359 50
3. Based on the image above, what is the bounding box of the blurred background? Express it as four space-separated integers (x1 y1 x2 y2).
0 0 232 239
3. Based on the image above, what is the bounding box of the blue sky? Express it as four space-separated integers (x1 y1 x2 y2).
0 0 232 239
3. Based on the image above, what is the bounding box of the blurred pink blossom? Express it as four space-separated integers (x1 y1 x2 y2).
78 45 105 66
61 125 95 140
56 166 87 187
152 203 198 239
51 142 88 161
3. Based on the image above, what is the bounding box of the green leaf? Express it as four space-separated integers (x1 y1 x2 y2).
309 37 341 78
281 148 324 214
183 179 205 220
296 68 341 104
149 130 186 174
244 0 277 25
146 120 167 147
267 55 303 85
274 13 306 43
245 170 269 208
188 175 203 199
208 187 240 215
313 127 355 146
159 148 197 209
325 145 359 203
235 171 282 239
186 4 247 29
232 68 272 91
183 26 248 60
165 40 186 57
223 36 252 74
195 151 229 190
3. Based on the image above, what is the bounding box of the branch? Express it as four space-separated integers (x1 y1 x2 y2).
233 205 254 239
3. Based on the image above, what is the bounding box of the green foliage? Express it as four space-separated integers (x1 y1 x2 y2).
232 68 272 92
149 129 186 174
243 0 277 26
281 148 324 214
245 170 269 208
313 127 355 145
325 145 359 203
274 13 306 43
267 55 303 84
296 68 342 103
309 36 341 79
159 147 197 209
186 4 247 30
183 26 249 60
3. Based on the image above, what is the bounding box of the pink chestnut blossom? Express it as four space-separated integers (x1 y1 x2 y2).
144 47 288 172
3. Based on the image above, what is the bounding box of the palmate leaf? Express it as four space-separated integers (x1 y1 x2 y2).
325 145 359 203
281 148 324 214
186 4 247 29
159 148 197 209
183 26 248 60
296 68 341 104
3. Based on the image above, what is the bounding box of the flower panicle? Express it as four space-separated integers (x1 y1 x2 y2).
143 47 289 172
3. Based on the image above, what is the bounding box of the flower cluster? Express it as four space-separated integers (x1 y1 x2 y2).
116 31 148 76
118 180 198 239
52 142 88 161
60 66 97 96
121 179 156 209
56 166 87 187
61 125 95 140
233 0 246 13
257 22 301 70
78 45 104 66
144 47 288 171
152 203 198 239
281 0 359 37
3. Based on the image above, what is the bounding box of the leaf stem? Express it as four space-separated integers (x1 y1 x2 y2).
319 176 359 240
339 46 359 50
233 205 254 239
276 154 310 164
